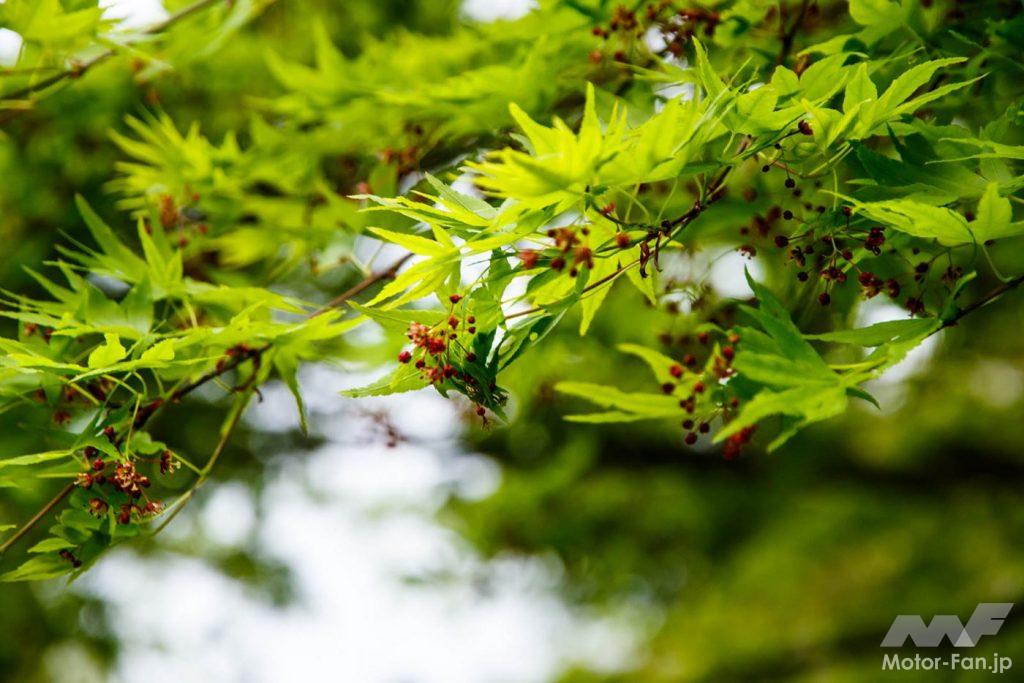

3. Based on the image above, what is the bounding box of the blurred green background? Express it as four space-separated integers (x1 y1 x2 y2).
2 1 1024 681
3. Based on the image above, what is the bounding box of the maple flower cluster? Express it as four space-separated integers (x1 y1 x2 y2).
399 295 478 386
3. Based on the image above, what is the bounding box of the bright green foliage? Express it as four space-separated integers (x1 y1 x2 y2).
0 0 1022 597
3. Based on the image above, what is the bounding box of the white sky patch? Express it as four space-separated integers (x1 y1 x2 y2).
462 0 536 21
199 483 257 548
0 28 23 67
643 26 667 54
100 0 168 29
76 364 636 682
451 172 484 199
856 301 939 386
655 81 694 112
708 248 763 299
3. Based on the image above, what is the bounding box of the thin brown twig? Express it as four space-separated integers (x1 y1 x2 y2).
940 273 1024 330
9 267 1015 555
152 389 253 535
776 0 810 66
507 137 755 321
0 253 409 555
0 483 75 556
1 0 223 105
312 253 413 317
198 392 253 480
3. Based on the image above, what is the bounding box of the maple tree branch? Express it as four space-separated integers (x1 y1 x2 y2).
777 0 810 66
312 253 413 317
0 253 410 556
152 388 253 535
941 272 1024 330
507 138 755 321
1 0 223 105
0 483 75 556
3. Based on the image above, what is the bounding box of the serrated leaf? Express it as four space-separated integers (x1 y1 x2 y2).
556 381 680 421
0 450 73 469
1 555 69 582
348 303 446 334
139 339 176 362
28 537 76 554
616 343 691 386
742 271 832 374
273 351 308 434
87 333 128 369
578 256 619 335
341 364 429 398
971 182 1024 241
367 227 453 257
716 384 848 451
843 63 877 113
852 198 973 246
806 318 940 346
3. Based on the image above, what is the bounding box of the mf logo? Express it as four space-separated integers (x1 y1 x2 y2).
881 603 1013 648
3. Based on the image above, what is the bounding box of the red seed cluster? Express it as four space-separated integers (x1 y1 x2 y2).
655 330 746 453
723 425 757 460
538 224 601 277
70 423 173 539
588 3 721 65
398 298 481 391
151 188 207 248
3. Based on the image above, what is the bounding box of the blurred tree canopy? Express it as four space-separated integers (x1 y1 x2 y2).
2 0 1024 680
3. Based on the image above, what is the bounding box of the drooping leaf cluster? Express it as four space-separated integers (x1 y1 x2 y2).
1 0 1024 581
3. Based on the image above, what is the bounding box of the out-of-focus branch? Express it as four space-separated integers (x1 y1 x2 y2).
940 273 1024 330
0 252 410 555
1 0 224 104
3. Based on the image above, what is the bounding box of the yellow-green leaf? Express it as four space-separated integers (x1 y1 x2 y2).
87 333 128 369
